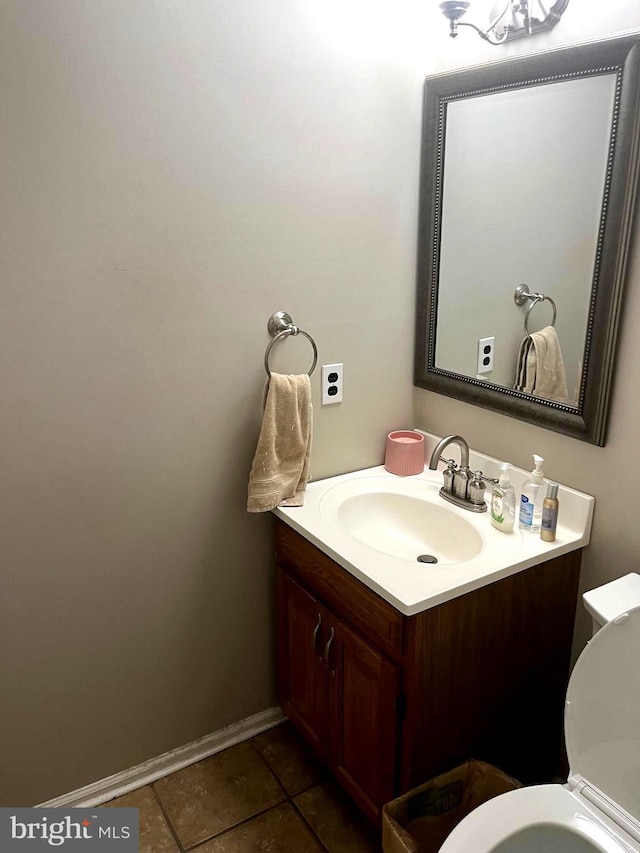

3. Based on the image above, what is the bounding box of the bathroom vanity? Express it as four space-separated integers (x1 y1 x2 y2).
276 520 580 825
273 463 594 825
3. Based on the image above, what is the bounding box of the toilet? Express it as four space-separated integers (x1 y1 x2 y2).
439 574 640 853
583 573 640 635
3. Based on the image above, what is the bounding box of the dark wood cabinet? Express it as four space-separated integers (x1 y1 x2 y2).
275 519 582 825
277 565 399 824
327 613 399 822
276 569 328 757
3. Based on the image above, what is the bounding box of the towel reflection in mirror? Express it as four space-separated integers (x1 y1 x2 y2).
514 326 571 405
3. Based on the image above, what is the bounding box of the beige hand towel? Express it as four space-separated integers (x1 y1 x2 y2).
247 373 313 513
514 325 568 404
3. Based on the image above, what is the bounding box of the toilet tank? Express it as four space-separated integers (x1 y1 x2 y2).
583 573 640 635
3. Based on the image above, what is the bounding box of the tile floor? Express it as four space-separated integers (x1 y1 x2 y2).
106 722 382 852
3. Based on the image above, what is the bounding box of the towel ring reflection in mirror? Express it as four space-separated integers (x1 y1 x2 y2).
264 311 318 377
514 284 558 336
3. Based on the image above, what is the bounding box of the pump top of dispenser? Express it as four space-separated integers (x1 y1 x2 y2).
530 455 544 483
498 462 511 484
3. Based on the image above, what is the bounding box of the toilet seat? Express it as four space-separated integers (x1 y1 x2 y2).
438 784 637 852
439 606 640 853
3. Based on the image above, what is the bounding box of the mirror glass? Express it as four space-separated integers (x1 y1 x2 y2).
414 36 640 445
436 75 616 406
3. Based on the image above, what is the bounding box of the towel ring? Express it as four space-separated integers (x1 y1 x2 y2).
514 284 558 336
264 311 318 377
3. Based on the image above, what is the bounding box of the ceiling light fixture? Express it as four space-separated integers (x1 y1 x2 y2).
438 0 570 45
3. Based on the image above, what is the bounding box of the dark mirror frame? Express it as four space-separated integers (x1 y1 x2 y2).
414 35 640 446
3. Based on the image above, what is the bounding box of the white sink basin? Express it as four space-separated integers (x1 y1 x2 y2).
328 488 483 564
273 456 594 616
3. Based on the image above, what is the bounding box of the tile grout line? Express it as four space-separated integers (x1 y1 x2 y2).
249 736 288 789
251 734 327 800
247 737 295 810
184 801 295 851
250 736 331 852
162 738 291 852
150 782 187 853
126 730 340 853
290 796 332 853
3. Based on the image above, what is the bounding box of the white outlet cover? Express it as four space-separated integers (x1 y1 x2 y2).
321 363 343 405
477 337 494 374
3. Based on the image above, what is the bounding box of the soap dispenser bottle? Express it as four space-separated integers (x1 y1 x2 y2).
519 454 545 532
491 463 516 533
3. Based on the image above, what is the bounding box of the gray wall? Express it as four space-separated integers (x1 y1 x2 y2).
0 0 424 805
417 5 640 658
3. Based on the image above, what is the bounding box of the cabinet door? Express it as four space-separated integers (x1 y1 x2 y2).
327 613 400 824
276 567 328 759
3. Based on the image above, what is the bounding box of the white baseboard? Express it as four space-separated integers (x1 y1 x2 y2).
38 706 285 808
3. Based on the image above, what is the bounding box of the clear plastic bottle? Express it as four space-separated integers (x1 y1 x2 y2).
518 454 545 532
491 462 516 533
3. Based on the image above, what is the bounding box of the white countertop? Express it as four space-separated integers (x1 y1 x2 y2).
273 441 594 616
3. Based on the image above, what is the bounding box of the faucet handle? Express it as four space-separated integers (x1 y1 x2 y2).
442 458 457 494
440 456 458 468
481 473 500 486
468 470 487 506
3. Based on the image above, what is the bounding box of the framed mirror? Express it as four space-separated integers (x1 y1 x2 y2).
414 36 640 445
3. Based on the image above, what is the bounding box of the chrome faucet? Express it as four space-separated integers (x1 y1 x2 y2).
428 434 488 513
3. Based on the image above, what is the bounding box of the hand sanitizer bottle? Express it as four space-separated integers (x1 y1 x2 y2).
491 463 516 533
518 454 545 532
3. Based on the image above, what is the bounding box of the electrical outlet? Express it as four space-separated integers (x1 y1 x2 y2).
321 363 343 405
477 336 495 374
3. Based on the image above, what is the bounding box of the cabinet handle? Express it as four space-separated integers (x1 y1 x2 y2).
312 613 322 661
323 626 335 668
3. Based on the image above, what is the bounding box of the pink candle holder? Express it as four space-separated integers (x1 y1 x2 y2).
384 430 425 476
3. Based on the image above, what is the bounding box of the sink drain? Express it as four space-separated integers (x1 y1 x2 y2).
417 554 438 564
